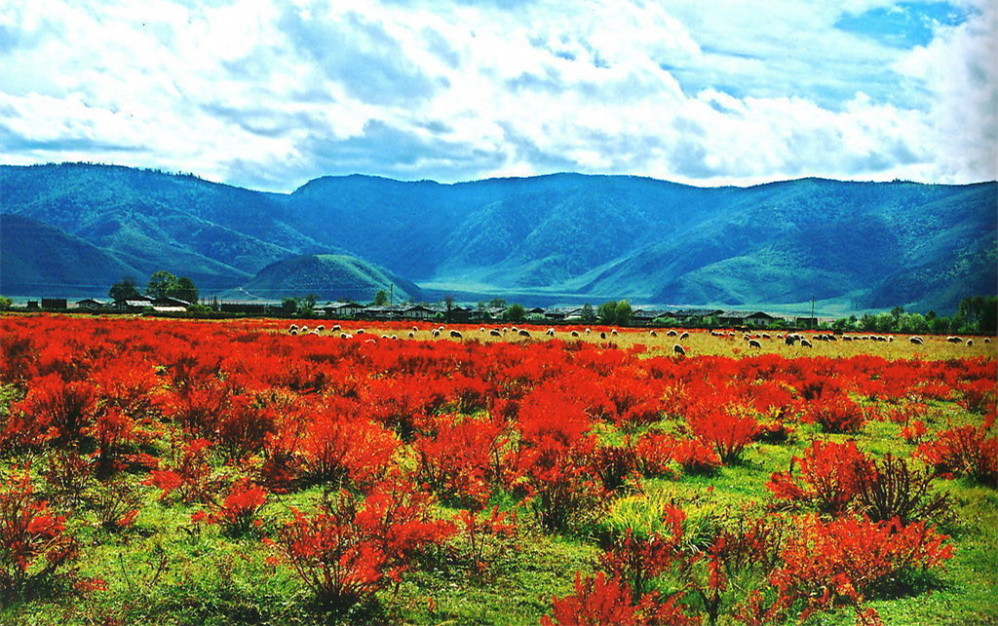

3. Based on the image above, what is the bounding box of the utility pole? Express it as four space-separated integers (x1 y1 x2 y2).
389 283 394 307
810 296 815 330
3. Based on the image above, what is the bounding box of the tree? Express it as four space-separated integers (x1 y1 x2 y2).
507 303 526 323
0 296 11 311
109 277 141 303
597 301 618 325
174 277 199 304
373 290 389 306
444 296 455 323
146 271 180 300
580 303 596 323
615 300 633 326
489 297 507 309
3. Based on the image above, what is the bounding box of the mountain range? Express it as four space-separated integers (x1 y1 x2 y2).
0 163 994 314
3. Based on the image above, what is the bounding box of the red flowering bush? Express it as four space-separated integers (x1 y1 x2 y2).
0 474 79 603
688 409 759 464
805 395 867 434
771 515 953 620
541 572 699 626
915 426 998 485
767 440 874 514
266 476 454 608
192 479 267 536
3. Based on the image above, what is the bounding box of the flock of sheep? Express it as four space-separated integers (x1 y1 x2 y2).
285 323 986 355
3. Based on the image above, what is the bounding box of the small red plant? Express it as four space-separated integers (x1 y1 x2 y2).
767 440 874 514
806 395 867 434
193 479 268 536
915 426 998 484
0 474 80 603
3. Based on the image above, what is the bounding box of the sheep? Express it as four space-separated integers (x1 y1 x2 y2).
450 330 463 339
316 325 325 333
673 344 686 356
946 336 963 343
408 331 415 338
412 326 419 333
600 332 607 340
985 338 992 343
800 339 813 348
748 339 762 349
300 325 309 334
611 329 618 336
518 329 531 337
339 333 352 339
679 332 689 340
667 330 678 337
785 335 799 345
332 324 342 332
289 329 298 336
649 330 658 337
585 328 591 334
546 328 555 337
909 336 924 345
432 329 441 337
288 324 298 334
967 339 974 347
570 330 580 337
490 329 502 337
762 333 771 339
356 329 366 335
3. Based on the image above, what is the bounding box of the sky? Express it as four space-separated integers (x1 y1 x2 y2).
1 0 995 192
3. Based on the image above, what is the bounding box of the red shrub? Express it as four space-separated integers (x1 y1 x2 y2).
688 409 759 464
0 474 79 603
672 439 722 475
267 477 453 608
771 515 953 620
193 479 267 536
601 505 685 597
915 426 998 484
805 395 867 434
541 572 699 626
7 374 98 447
767 440 874 514
415 415 508 505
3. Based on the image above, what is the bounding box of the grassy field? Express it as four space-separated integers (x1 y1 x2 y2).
0 315 995 625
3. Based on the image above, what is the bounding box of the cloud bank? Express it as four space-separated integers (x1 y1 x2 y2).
1 0 995 191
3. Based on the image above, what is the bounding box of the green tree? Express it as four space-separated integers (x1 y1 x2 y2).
298 294 318 317
488 297 507 309
173 276 199 304
597 301 618 325
0 296 12 311
507 303 526 323
580 303 596 323
109 277 141 303
615 300 633 326
146 271 180 300
373 290 389 306
282 297 299 314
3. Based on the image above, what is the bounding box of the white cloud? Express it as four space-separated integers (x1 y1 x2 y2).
0 0 994 190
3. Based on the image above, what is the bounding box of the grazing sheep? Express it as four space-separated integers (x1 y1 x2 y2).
518 329 531 337
947 336 963 343
546 328 555 336
332 324 342 332
356 329 366 335
571 330 580 337
600 332 607 340
762 333 771 339
611 329 618 336
490 329 502 337
585 328 591 334
785 335 799 345
748 339 762 349
667 330 678 337
680 332 689 340
649 330 658 337
910 336 924 345
288 324 298 334
289 329 298 336
450 330 463 339
985 338 991 343
300 326 308 334
316 325 325 333
673 344 686 356
967 339 974 347
413 326 419 333
339 333 352 339
408 331 415 338
800 339 813 348
432 329 440 337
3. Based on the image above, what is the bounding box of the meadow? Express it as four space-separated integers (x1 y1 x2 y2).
0 314 995 625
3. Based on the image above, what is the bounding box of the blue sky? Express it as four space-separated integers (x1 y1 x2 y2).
0 0 994 191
